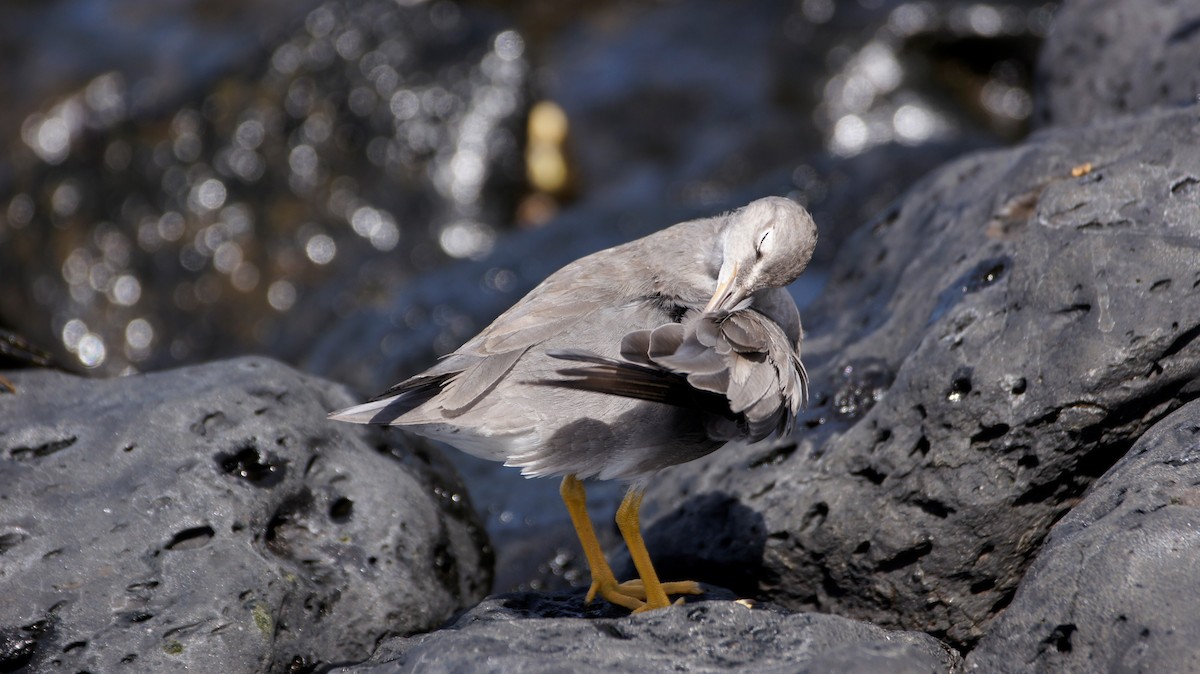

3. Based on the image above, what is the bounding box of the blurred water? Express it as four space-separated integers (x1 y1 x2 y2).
0 0 528 375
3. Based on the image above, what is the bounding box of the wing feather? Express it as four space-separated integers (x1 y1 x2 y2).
542 306 808 444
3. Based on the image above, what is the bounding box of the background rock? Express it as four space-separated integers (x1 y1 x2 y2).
638 104 1200 648
333 594 960 674
0 357 489 673
964 398 1200 672
1033 0 1200 128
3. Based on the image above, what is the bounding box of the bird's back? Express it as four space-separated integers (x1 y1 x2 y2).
330 199 812 481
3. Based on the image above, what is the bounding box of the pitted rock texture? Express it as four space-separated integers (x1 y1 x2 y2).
333 594 960 674
965 399 1200 673
638 104 1200 647
1034 0 1200 128
0 357 489 673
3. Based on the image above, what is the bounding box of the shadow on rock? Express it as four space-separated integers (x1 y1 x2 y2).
613 492 770 601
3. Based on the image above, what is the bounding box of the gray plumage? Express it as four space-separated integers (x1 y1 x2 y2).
329 196 817 482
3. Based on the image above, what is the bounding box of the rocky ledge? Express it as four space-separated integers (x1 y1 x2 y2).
0 357 489 673
334 593 959 674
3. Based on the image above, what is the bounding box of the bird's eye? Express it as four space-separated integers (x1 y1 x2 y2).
756 230 772 257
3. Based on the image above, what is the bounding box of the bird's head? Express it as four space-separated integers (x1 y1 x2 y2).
705 196 818 313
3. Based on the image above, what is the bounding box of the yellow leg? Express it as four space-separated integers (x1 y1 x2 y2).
560 475 643 611
0 374 13 394
615 487 701 613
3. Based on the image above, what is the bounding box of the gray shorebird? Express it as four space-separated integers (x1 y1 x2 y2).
329 196 817 612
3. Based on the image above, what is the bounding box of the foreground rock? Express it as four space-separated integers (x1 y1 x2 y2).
0 357 489 673
639 103 1200 647
965 398 1200 672
335 594 960 674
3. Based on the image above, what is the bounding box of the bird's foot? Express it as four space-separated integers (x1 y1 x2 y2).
616 578 703 600
585 577 703 612
585 577 645 611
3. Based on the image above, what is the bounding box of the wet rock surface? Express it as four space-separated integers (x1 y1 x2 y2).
0 357 489 673
1033 0 1200 128
641 104 1200 648
333 593 960 674
964 399 1200 673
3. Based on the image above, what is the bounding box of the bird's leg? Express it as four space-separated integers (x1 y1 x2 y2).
560 474 644 611
614 486 702 613
0 375 14 394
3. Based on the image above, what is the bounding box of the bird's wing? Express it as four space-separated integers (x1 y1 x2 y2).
329 371 456 424
539 349 735 419
358 261 634 419
550 308 808 442
461 260 629 355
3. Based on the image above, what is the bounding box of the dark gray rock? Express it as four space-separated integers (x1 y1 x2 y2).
0 357 489 673
965 398 1200 673
638 105 1200 647
334 594 960 674
1034 0 1200 128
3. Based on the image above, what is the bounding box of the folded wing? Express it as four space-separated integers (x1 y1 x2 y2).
545 309 808 443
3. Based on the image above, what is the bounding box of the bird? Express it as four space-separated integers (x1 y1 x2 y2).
329 196 817 613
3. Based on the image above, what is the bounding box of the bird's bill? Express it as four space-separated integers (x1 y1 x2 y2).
705 261 740 313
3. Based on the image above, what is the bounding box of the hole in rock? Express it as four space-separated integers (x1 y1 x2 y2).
216 444 286 487
165 525 215 551
912 498 953 518
9 436 77 460
1044 624 1076 653
121 612 154 624
928 256 1011 324
264 491 315 557
329 497 354 523
832 359 894 420
852 465 886 485
970 577 996 593
947 367 973 402
912 435 931 456
1162 322 1200 359
971 423 1010 443
0 531 28 555
876 541 932 572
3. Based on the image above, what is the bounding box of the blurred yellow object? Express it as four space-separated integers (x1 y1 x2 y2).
526 100 572 195
529 100 569 144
